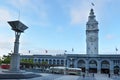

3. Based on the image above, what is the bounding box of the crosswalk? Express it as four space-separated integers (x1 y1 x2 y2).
55 75 79 80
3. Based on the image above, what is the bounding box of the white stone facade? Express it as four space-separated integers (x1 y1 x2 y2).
21 9 120 75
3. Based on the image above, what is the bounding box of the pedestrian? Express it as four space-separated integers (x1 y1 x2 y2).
93 73 94 77
83 74 85 78
108 73 110 78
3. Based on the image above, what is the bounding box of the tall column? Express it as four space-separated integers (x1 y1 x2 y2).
10 32 21 72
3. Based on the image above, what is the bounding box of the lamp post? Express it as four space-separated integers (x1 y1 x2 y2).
8 20 28 72
64 51 67 75
70 58 73 68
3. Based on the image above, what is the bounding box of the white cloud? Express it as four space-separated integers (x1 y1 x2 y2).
26 1 49 26
0 35 14 56
0 0 50 56
0 8 13 23
8 0 30 8
70 7 89 25
0 7 16 56
7 0 49 27
56 0 90 25
67 0 112 25
106 34 114 40
0 33 31 56
69 0 89 25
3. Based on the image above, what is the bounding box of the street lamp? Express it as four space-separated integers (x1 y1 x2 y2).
70 58 73 68
8 20 28 72
0 20 40 79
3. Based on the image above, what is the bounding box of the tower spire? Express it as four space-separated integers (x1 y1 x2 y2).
90 9 94 16
88 8 96 21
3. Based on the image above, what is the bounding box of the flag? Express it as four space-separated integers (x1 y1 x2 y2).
45 50 48 53
91 3 95 6
116 48 118 51
72 48 73 52
28 50 30 53
64 50 67 52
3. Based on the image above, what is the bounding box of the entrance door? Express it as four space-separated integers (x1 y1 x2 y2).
114 66 119 74
101 60 110 74
89 60 97 73
77 60 85 72
101 69 109 74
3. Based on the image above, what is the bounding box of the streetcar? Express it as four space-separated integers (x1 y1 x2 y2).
49 66 82 75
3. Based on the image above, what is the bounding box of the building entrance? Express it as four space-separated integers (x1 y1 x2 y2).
89 68 97 73
114 66 119 74
101 60 110 74
89 60 97 73
101 69 109 74
77 60 85 72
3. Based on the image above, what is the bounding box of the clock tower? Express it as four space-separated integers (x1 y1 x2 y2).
86 9 99 55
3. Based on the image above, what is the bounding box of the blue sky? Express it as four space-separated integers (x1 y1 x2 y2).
0 0 120 56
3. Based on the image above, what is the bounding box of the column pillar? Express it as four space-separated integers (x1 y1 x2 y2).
74 59 78 68
10 33 20 72
52 59 53 65
67 59 69 67
110 60 114 75
97 60 101 74
10 53 20 72
85 60 89 75
48 59 49 64
55 59 57 65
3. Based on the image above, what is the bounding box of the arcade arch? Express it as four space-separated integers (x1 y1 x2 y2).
101 60 110 74
114 66 119 74
77 60 85 72
89 60 97 73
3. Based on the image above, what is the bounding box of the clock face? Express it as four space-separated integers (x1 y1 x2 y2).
88 36 97 42
89 24 96 30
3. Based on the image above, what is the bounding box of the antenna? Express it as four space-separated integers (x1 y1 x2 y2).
18 9 20 20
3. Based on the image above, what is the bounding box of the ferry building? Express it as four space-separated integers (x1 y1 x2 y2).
21 9 120 74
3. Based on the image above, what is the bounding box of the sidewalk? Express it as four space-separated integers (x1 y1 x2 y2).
95 73 113 80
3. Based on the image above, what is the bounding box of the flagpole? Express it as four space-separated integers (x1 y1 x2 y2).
115 48 118 54
72 48 74 52
91 2 95 9
64 50 67 75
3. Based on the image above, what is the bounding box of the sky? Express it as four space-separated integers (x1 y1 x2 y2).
0 0 120 56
